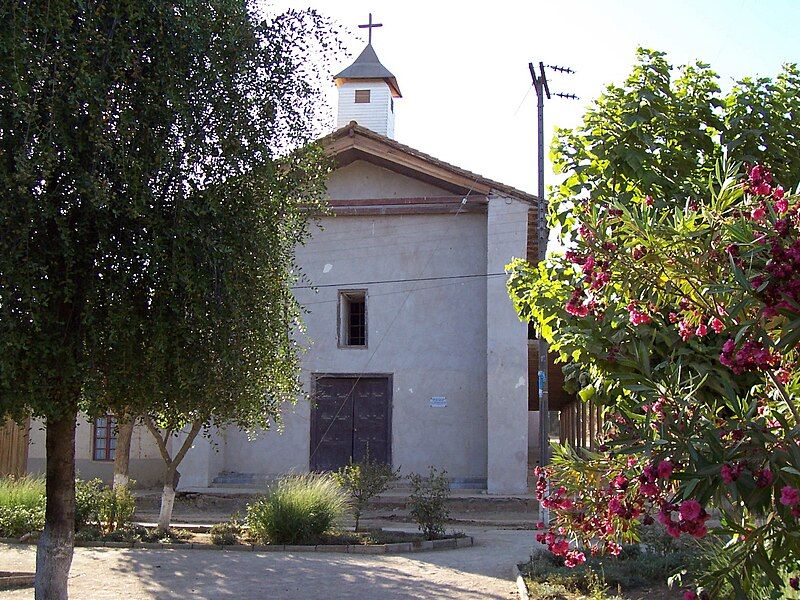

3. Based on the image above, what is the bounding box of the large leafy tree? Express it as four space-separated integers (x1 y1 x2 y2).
509 50 800 596
0 2 338 598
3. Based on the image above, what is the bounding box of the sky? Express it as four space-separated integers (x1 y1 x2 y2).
270 0 800 195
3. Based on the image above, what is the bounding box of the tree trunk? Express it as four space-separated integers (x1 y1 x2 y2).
144 419 202 534
113 418 134 490
156 467 178 533
35 412 76 600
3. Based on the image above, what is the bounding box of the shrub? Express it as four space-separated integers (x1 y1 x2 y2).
74 478 104 530
97 485 136 533
408 467 450 540
0 476 45 537
0 505 45 538
246 473 348 545
210 519 242 545
333 455 399 531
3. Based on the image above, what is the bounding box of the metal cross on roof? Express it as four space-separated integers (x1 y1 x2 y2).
358 13 383 44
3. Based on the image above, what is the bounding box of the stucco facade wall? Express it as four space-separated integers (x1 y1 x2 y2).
222 208 490 482
486 195 530 493
27 416 164 488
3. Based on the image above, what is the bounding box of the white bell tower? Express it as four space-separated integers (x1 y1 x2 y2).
334 14 401 138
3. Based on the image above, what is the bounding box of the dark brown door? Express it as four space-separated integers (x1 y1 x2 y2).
310 376 391 471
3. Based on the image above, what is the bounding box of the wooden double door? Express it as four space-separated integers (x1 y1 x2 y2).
310 375 391 472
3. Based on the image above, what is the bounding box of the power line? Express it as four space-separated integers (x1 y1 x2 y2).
291 271 506 290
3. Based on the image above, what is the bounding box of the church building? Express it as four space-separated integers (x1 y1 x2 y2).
19 23 572 494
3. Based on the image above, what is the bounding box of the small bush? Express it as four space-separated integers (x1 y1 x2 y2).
246 473 348 545
333 456 399 531
97 485 136 533
0 477 45 537
210 520 242 545
75 478 104 530
0 505 45 538
408 467 450 540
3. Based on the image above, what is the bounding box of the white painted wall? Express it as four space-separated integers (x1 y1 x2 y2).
486 195 530 493
224 210 490 481
27 416 165 488
327 161 450 200
336 81 395 138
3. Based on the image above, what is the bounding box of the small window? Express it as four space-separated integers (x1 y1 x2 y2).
93 415 117 461
390 97 394 113
354 89 371 104
339 290 367 347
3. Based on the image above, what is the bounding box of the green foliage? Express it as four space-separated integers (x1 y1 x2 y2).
74 479 103 531
0 506 45 538
0 0 340 441
408 467 450 540
0 476 45 510
522 543 696 600
509 48 800 597
549 49 800 248
97 486 136 534
209 519 242 546
246 474 348 545
0 477 45 537
333 455 399 531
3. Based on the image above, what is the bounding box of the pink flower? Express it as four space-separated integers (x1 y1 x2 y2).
684 591 698 600
550 539 569 556
678 319 694 341
695 323 708 337
755 468 773 488
640 483 659 497
751 205 766 221
564 549 586 568
780 486 800 506
709 317 724 334
645 195 654 206
790 576 799 590
666 522 682 538
679 499 702 521
657 460 674 479
721 462 743 485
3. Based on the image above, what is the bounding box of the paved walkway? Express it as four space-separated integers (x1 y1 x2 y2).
0 528 535 599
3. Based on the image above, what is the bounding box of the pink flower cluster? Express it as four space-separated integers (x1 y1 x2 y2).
565 288 591 318
658 499 710 539
719 338 780 374
627 302 653 326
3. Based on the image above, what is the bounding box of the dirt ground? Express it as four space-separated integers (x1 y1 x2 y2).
0 527 535 599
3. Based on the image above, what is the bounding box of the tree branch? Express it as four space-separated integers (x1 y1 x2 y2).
144 417 172 466
172 420 203 469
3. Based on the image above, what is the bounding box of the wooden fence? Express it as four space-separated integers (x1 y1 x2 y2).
0 418 30 478
559 399 605 451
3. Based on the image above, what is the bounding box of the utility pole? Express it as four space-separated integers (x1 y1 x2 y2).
529 61 576 522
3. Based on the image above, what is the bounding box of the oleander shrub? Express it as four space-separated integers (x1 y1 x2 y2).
408 467 450 540
246 473 348 545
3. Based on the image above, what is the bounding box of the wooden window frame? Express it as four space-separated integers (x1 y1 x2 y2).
337 289 368 348
92 415 117 462
354 89 371 104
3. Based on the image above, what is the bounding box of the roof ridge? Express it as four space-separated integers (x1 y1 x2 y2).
322 122 538 204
